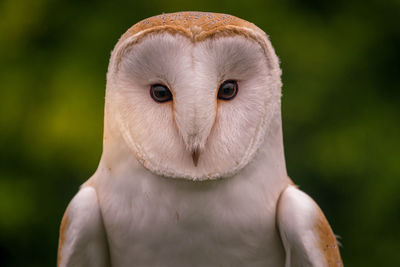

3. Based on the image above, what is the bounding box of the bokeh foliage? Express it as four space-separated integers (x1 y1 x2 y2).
0 0 399 266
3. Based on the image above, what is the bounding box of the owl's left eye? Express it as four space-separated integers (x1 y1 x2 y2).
150 84 173 103
218 80 238 100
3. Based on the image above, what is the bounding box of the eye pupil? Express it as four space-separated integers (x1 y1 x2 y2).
150 84 172 103
156 90 166 97
218 80 238 100
223 87 232 94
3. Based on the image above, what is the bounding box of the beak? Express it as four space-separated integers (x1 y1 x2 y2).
173 86 216 168
192 149 200 167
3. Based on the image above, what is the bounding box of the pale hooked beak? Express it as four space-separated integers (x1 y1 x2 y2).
173 90 216 168
191 149 200 167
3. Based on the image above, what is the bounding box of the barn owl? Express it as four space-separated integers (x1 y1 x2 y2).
58 12 343 267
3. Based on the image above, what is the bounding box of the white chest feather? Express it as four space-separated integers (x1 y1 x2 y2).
95 155 288 267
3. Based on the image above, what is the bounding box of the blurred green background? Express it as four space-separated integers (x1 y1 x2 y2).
1 0 399 266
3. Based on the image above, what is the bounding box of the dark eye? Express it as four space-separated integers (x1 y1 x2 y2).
150 84 172 103
217 80 238 100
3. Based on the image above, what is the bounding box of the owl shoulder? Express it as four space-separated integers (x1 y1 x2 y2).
277 185 343 267
58 186 110 267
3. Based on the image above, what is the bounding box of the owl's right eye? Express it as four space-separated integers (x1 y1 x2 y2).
150 84 173 103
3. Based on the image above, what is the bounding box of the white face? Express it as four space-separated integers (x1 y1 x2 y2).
106 33 281 180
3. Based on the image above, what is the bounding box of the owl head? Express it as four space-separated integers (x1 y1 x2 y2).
103 12 282 181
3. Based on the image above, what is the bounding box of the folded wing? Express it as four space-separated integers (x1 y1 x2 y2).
277 186 343 267
58 186 110 267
